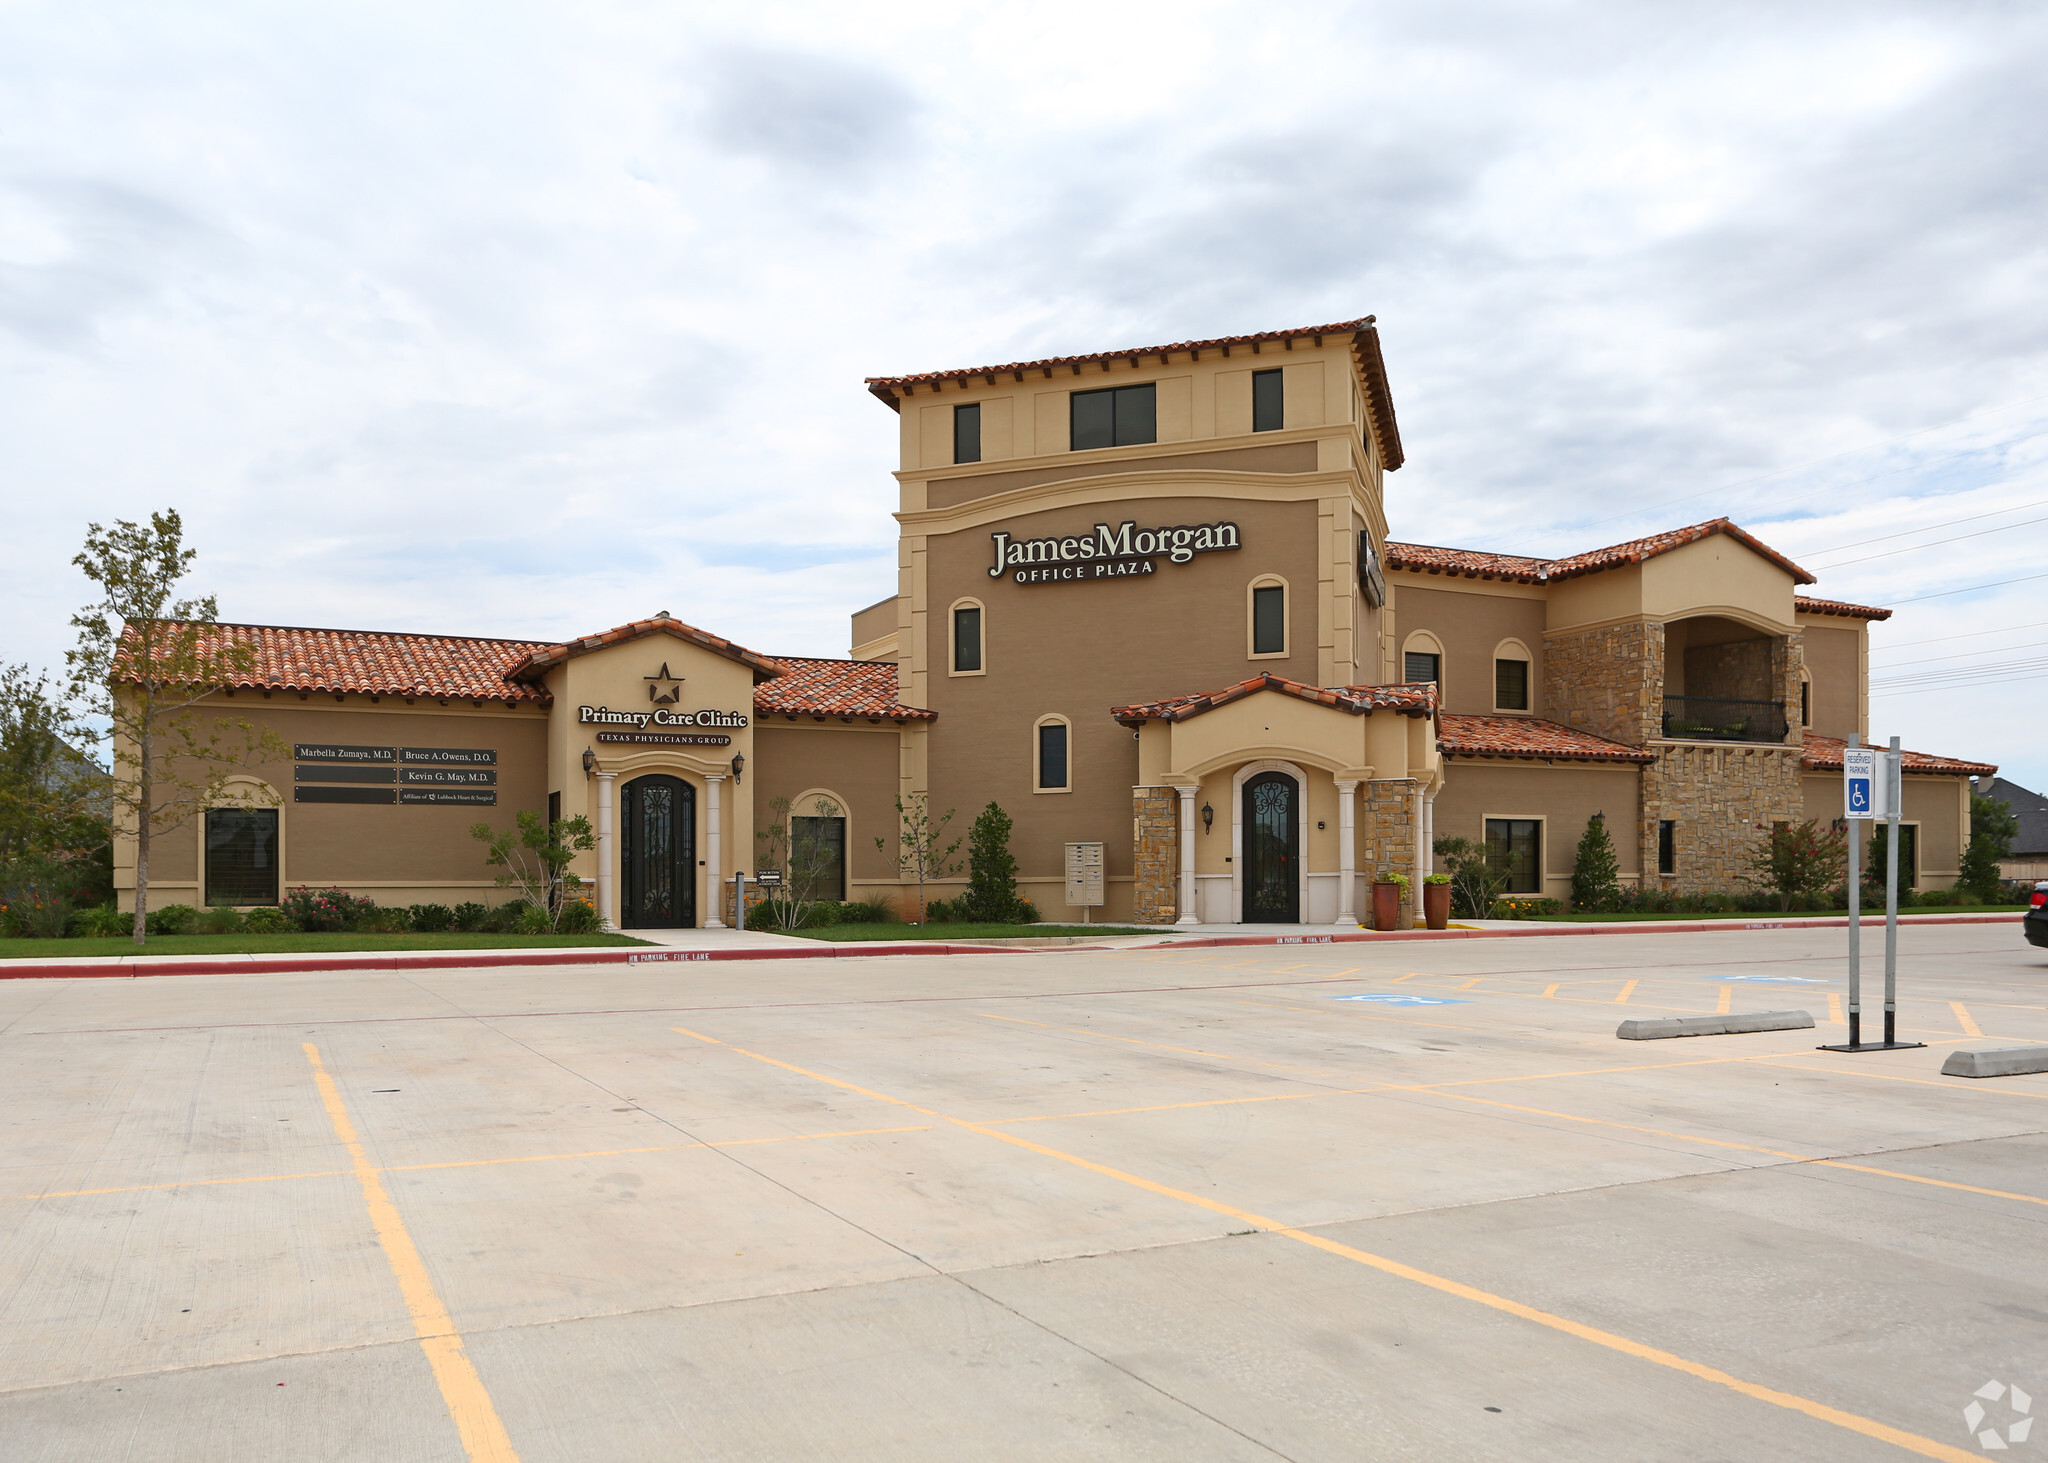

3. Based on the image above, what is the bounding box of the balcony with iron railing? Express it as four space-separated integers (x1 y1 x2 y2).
1661 695 1788 744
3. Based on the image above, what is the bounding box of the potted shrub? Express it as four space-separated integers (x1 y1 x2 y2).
1372 871 1409 931
1422 873 1453 930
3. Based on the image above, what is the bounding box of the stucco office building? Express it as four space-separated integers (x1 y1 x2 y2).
117 317 1994 927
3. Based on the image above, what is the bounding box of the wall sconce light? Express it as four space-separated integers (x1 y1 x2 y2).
1201 802 1213 833
730 752 745 784
581 747 596 776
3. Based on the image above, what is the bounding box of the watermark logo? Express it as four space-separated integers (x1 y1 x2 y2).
1965 1380 2032 1450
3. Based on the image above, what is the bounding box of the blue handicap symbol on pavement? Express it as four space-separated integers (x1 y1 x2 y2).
1332 994 1469 1006
1719 975 1822 983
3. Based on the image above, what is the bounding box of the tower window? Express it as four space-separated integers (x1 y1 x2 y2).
1404 650 1440 685
1658 820 1676 875
1037 721 1069 790
953 605 982 673
1495 659 1529 711
1070 384 1156 451
1252 369 1283 432
1252 585 1286 655
953 403 981 464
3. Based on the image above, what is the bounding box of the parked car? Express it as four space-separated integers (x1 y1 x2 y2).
2027 881 2048 950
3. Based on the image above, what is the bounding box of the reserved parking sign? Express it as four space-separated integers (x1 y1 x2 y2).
1843 746 1878 820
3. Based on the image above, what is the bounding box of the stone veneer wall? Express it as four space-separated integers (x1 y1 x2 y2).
1544 620 1665 746
1131 786 1179 924
1361 778 1418 929
1684 639 1773 701
1639 743 1804 893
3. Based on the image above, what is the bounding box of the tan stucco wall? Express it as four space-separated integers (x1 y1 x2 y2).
751 723 907 891
1798 620 1865 740
1388 583 1546 715
1432 759 1643 901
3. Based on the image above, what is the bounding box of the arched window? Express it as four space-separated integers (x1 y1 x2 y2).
949 597 985 676
1248 575 1289 659
787 789 849 901
1034 715 1071 792
1492 638 1532 712
1402 630 1444 688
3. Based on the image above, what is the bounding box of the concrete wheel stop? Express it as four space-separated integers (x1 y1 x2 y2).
1940 1047 2048 1079
1617 1011 1814 1040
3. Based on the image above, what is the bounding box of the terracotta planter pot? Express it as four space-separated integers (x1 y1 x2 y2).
1423 881 1451 930
1371 881 1402 931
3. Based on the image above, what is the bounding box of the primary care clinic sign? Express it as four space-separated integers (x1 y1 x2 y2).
990 518 1241 585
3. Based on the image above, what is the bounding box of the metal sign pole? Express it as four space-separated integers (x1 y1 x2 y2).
1822 736 1916 1052
1846 733 1861 1049
1883 738 1911 1048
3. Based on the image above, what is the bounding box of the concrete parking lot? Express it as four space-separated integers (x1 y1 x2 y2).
2 924 2044 1461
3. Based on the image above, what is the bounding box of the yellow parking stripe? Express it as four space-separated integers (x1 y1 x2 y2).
1950 1002 1983 1039
1615 979 1638 1004
1718 985 1733 1014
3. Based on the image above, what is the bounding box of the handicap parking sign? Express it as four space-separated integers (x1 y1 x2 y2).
1332 994 1469 1006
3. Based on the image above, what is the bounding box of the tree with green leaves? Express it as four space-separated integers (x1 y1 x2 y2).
1568 812 1621 911
754 794 846 928
1434 834 1508 920
0 663 107 865
874 794 963 923
67 510 287 944
962 801 1027 922
1956 790 2019 902
1743 819 1848 912
469 810 598 930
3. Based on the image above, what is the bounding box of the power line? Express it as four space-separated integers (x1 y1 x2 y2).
1805 512 2048 569
1871 656 2048 690
1793 496 2048 560
1869 617 2048 653
1873 667 2048 696
1869 638 2048 671
1878 570 2048 607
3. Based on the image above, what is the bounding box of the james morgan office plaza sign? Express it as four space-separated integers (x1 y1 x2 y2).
990 519 1242 585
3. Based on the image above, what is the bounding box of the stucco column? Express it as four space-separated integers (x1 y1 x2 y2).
594 772 617 931
703 774 726 928
1413 785 1427 915
1335 780 1358 926
1174 784 1201 925
1423 788 1436 875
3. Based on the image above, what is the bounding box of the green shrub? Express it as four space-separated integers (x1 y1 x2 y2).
1569 814 1621 910
554 896 604 935
921 896 963 923
745 898 779 931
1 857 84 937
194 905 245 935
451 902 490 932
513 902 552 934
962 802 1033 921
482 900 531 933
837 894 895 924
146 903 198 935
1488 896 1562 919
407 903 454 933
358 907 412 933
242 905 293 933
283 887 377 933
70 904 130 938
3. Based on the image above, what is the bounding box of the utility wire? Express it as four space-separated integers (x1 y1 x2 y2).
1868 638 2048 671
1871 656 2048 689
1878 570 2048 607
1803 512 2048 569
1792 496 2048 560
1873 668 2048 696
1869 617 2048 654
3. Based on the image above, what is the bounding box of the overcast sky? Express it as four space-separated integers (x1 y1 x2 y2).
5 2 2046 789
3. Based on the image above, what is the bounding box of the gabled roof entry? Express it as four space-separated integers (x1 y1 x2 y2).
506 615 785 685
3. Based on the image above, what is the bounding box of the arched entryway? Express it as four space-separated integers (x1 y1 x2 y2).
1241 770 1300 923
621 774 697 927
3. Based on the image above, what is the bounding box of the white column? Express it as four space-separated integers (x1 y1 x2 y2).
1423 788 1436 875
703 774 726 928
595 772 617 931
1335 780 1358 926
1174 785 1201 926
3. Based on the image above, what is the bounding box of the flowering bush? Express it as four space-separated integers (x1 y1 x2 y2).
281 886 378 933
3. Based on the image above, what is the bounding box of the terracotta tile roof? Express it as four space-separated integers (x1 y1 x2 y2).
754 657 935 722
1793 595 1892 621
1800 733 1995 777
1383 541 1549 583
1437 713 1656 765
866 316 1405 470
117 622 552 703
508 615 783 684
1112 674 1436 727
1385 518 1818 589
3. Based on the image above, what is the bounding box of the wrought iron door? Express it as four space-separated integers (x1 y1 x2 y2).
1242 772 1299 923
621 774 696 927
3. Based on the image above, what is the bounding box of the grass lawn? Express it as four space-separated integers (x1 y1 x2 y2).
0 932 654 960
1516 906 2030 923
778 922 1155 942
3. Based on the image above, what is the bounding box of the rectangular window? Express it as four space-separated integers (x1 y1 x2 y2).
1404 650 1440 684
1037 722 1069 790
952 605 982 672
1252 584 1286 654
1252 368 1283 432
792 815 847 901
1800 679 1810 726
205 808 279 906
1484 818 1542 895
1070 383 1156 451
1658 820 1676 875
1494 658 1529 711
953 402 981 464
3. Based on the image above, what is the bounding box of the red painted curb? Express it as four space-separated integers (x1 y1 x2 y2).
0 912 2019 980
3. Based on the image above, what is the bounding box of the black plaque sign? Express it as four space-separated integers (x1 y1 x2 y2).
296 787 396 805
295 744 396 763
594 731 732 746
401 768 496 786
401 789 497 805
402 747 497 764
295 766 396 784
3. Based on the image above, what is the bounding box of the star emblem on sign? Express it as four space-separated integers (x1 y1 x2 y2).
644 662 684 706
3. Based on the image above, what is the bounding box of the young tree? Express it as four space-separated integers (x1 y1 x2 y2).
1957 790 2019 902
874 794 963 923
469 811 597 930
1742 819 1848 912
67 511 287 944
1434 835 1508 920
1568 812 1621 911
962 801 1026 922
0 663 107 865
754 794 845 929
